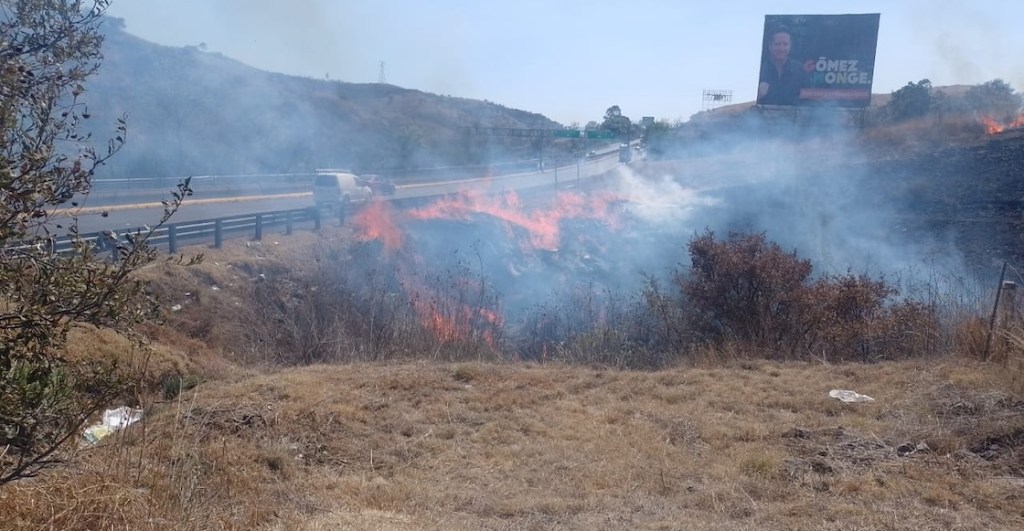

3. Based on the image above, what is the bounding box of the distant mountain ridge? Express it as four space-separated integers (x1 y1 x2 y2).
86 17 562 179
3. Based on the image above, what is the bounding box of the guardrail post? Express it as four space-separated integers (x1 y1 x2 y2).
214 219 223 248
108 233 120 262
168 224 177 254
254 214 263 240
285 210 293 235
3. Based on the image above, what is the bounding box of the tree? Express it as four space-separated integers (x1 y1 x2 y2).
885 79 933 122
601 105 632 138
1 0 194 485
642 119 673 157
965 79 1023 120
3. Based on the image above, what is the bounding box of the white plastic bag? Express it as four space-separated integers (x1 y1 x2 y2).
83 406 143 444
828 389 875 403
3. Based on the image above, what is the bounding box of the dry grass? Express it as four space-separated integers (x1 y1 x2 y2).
857 113 989 155
3 358 1024 530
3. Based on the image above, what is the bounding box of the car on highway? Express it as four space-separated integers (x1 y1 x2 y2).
355 174 397 196
313 171 373 211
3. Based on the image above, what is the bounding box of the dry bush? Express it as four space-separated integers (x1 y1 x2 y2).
677 230 943 362
1003 325 1024 394
230 238 504 366
682 230 812 352
514 283 672 369
804 274 941 361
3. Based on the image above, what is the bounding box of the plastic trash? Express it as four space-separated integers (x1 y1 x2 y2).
83 406 143 444
828 389 875 403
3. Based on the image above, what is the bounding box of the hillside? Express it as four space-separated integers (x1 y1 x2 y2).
85 17 563 179
2 228 1023 530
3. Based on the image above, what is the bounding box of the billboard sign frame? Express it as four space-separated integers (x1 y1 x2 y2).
756 14 881 108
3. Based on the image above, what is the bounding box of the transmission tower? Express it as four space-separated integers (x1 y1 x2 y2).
377 61 387 84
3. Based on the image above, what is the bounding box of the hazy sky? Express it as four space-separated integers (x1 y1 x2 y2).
105 1 1024 125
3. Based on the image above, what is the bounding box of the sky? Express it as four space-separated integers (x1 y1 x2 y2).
105 0 1024 125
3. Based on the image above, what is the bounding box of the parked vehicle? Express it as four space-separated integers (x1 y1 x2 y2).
355 174 397 195
313 172 373 211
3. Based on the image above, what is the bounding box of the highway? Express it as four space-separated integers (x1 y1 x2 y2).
57 151 624 237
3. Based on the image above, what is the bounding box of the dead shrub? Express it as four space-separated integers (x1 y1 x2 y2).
231 239 503 366
676 230 942 362
680 230 813 355
515 283 670 369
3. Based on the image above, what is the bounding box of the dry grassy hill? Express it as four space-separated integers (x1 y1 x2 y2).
2 215 1023 529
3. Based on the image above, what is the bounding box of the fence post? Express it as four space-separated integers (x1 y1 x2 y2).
285 210 293 235
997 281 1018 330
168 224 177 254
254 214 263 240
214 219 223 248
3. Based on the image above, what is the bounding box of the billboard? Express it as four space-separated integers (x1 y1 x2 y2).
757 14 880 107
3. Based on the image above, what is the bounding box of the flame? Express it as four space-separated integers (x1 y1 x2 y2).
981 114 1024 135
351 187 623 346
351 200 404 250
412 295 503 346
407 188 624 252
981 116 1003 135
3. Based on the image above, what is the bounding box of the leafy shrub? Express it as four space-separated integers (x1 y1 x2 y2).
1 1 197 485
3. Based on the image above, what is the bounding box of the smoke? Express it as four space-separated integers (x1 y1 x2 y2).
613 166 719 228
347 111 991 348
648 115 972 285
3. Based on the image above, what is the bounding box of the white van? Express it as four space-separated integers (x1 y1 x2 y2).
313 172 373 211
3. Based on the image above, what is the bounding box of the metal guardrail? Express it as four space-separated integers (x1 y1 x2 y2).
39 207 324 258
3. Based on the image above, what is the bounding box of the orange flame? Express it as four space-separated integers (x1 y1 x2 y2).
981 116 1003 135
350 200 404 250
981 114 1024 135
407 189 623 252
412 296 503 346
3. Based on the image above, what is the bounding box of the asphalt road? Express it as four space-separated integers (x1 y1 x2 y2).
57 153 622 237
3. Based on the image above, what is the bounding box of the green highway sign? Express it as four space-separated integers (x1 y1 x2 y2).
585 130 616 139
552 129 582 138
